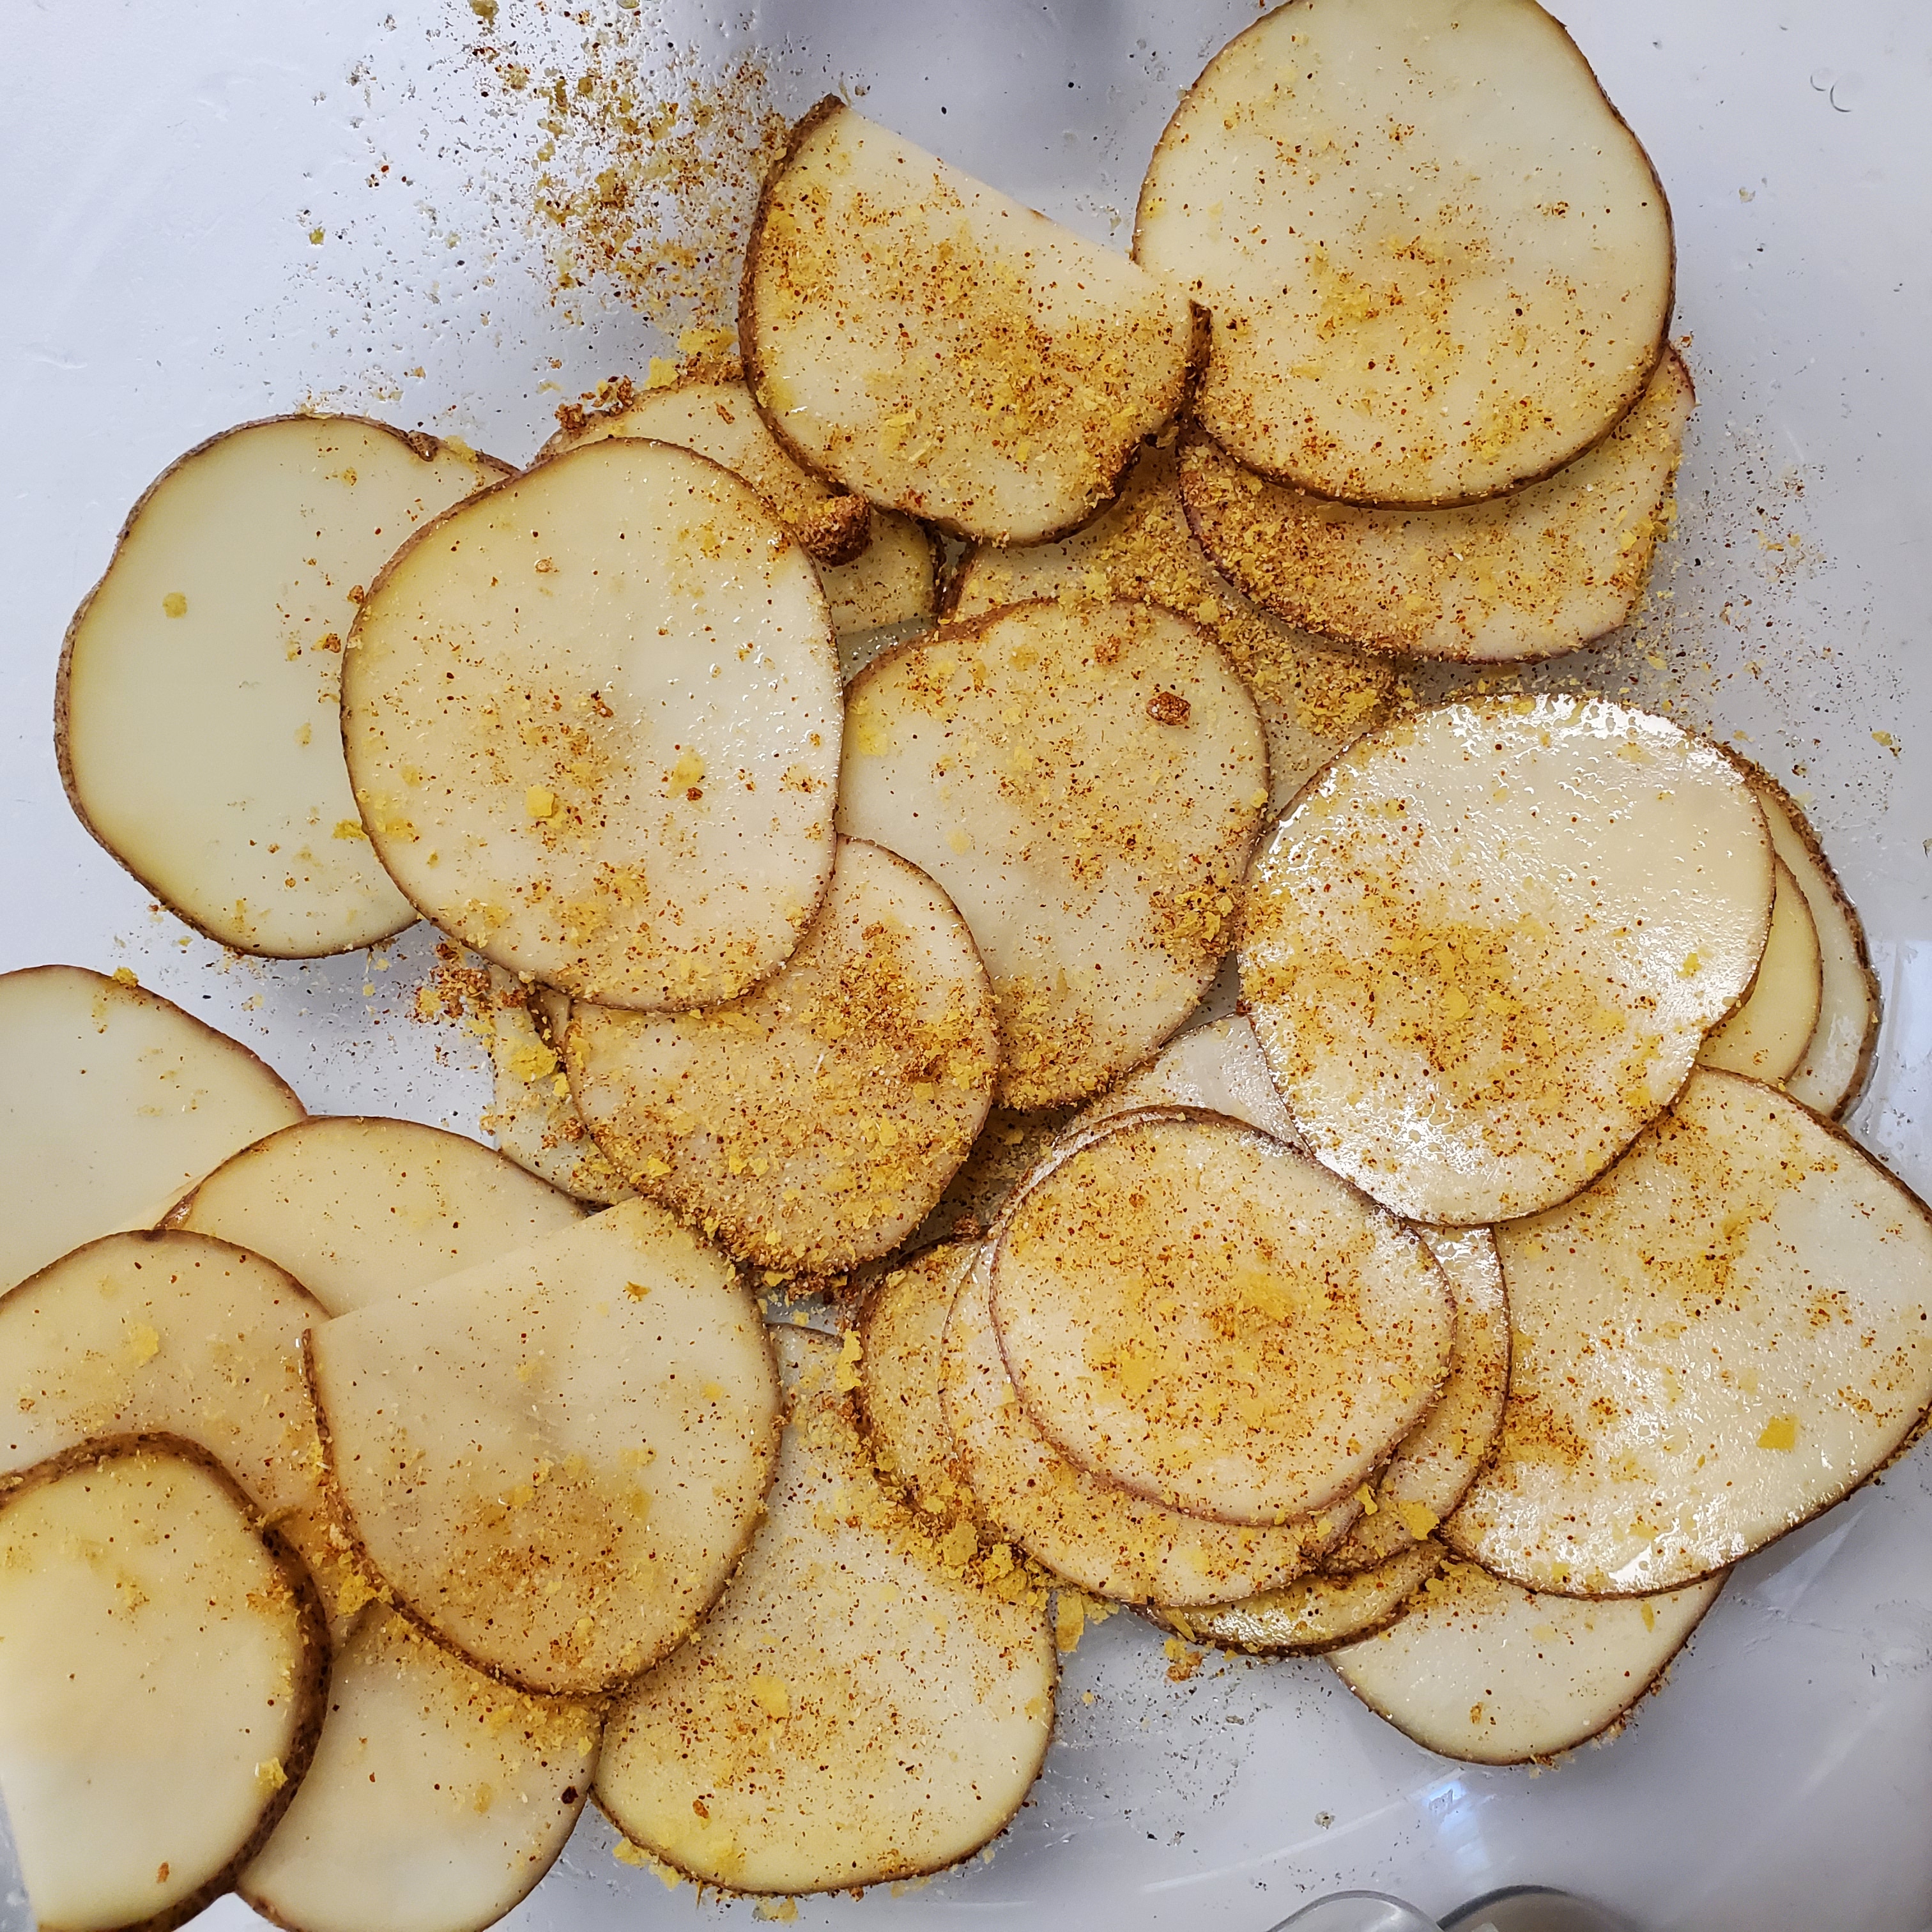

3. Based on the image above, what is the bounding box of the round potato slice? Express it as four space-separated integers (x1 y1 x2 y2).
341 438 843 1010
1153 1539 1442 1658
56 416 506 956
567 839 999 1276
1696 856 1822 1084
839 599 1269 1108
1241 695 1775 1225
1329 1559 1724 1765
597 1328 1055 1895
854 1239 977 1515
1135 0 1674 505
1446 1070 1932 1597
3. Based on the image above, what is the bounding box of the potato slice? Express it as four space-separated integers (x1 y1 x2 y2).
1179 351 1696 663
1077 1015 1301 1148
309 1200 780 1695
1153 1539 1442 1657
0 965 303 1294
566 839 999 1275
910 1103 1074 1248
0 1442 325 1932
1329 1559 1724 1765
341 438 842 1010
178 1115 584 1315
839 599 1269 1108
854 1239 977 1514
1135 0 1673 505
742 100 1200 545
595 1328 1055 1893
240 1608 599 1932
1446 1070 1932 1597
1696 857 1821 1084
1241 695 1774 1224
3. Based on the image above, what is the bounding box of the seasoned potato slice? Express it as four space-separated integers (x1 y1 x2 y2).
910 1103 1074 1248
742 100 1200 544
1154 1540 1442 1657
1696 857 1821 1084
854 1239 977 1514
840 600 1268 1108
1135 0 1673 505
567 840 998 1275
1446 1070 1932 1596
1077 1015 1301 1147
341 439 842 1010
1241 696 1774 1223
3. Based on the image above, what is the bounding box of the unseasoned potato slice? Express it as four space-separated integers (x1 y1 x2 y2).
1446 1070 1932 1597
56 417 505 956
597 1328 1055 1894
1179 351 1696 662
854 1239 977 1514
1241 696 1774 1223
1154 1540 1441 1657
341 438 842 1010
1135 0 1673 505
743 100 1199 544
1077 1015 1301 1147
309 1200 779 1695
1330 1560 1723 1765
840 600 1268 1108
1697 857 1821 1084
567 840 998 1275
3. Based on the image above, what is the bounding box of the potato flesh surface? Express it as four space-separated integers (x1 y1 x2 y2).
1241 696 1774 1224
1448 1070 1932 1595
1162 1538 1442 1657
1697 857 1821 1084
854 1239 976 1512
341 440 842 1009
1075 1015 1303 1147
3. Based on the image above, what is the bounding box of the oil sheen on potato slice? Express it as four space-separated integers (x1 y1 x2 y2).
1075 1014 1303 1147
742 100 1199 545
596 1328 1055 1894
1153 1538 1442 1657
1329 1558 1724 1765
1135 0 1673 505
0 965 303 1294
854 1239 977 1516
341 438 842 1011
839 599 1268 1108
1696 857 1821 1084
1179 351 1696 662
309 1200 779 1696
1446 1070 1932 1597
567 840 999 1276
1241 695 1774 1225
0 1442 325 1932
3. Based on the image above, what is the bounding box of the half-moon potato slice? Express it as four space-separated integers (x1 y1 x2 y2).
839 599 1269 1108
1445 1070 1932 1597
341 438 843 1010
1241 695 1774 1224
1154 1538 1442 1657
1696 856 1821 1084
56 416 506 956
1134 0 1674 505
854 1239 977 1516
742 100 1200 545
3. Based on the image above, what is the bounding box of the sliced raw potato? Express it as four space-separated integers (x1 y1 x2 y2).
1330 1560 1723 1765
1241 696 1774 1224
1077 1014 1301 1147
854 1239 977 1514
1135 0 1673 505
911 1104 1073 1248
566 839 999 1275
743 100 1199 544
0 964 303 1294
948 438 1393 808
1697 857 1821 1083
596 1328 1055 1893
240 1608 600 1932
0 1443 325 1932
1446 1070 1932 1596
309 1200 780 1694
179 1114 584 1315
840 599 1269 1108
1154 1538 1442 1657
56 416 507 956
341 438 843 1009
991 1110 1453 1524
1179 351 1696 662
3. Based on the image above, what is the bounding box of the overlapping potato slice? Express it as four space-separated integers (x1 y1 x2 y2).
1154 1540 1442 1657
1329 1560 1724 1765
240 1608 600 1932
1241 695 1774 1224
1696 857 1821 1083
854 1239 976 1514
1135 0 1673 505
1077 1015 1301 1147
839 599 1268 1108
596 1327 1055 1893
1178 351 1695 662
56 416 506 956
567 839 999 1275
742 100 1199 544
0 965 304 1294
911 1103 1073 1247
1446 1070 1932 1597
341 438 843 1009
0 1442 326 1932
309 1200 779 1694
